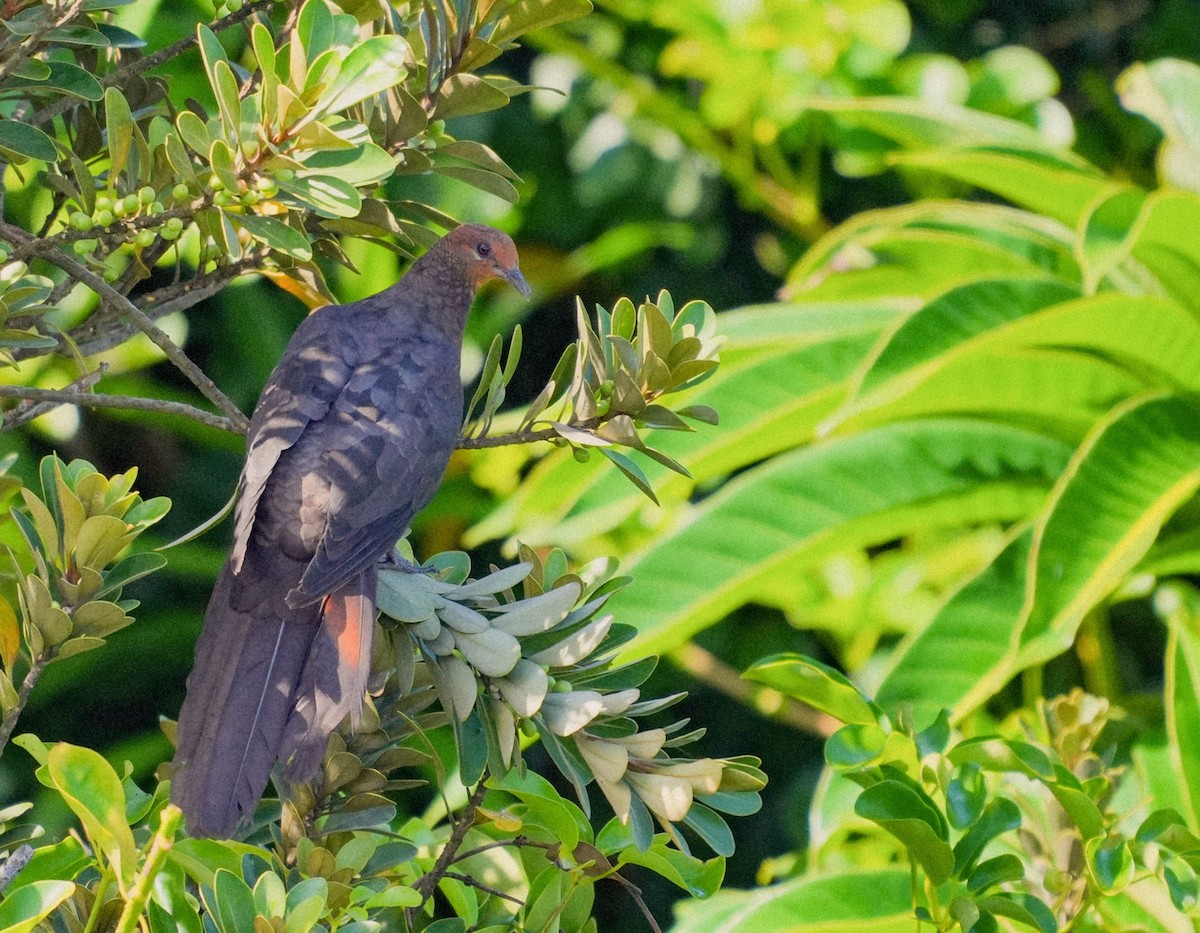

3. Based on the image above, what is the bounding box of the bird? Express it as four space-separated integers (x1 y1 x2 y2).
171 224 530 838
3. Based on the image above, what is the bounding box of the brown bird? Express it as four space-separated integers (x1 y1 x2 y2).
171 224 530 838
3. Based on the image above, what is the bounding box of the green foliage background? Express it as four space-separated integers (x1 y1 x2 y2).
3 0 1200 930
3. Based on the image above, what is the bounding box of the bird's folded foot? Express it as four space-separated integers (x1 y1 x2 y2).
380 548 438 575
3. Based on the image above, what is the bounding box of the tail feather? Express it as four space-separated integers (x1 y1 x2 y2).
172 562 322 838
281 565 377 782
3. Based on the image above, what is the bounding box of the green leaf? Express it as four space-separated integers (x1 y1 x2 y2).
203 869 256 933
967 854 1025 893
6 61 103 100
0 120 56 163
433 74 510 120
490 0 594 45
1085 833 1135 895
230 213 313 261
890 148 1109 227
1162 586 1200 830
877 528 1031 722
0 880 76 933
311 35 409 118
46 743 136 888
669 869 912 933
743 653 877 725
277 174 363 218
951 798 1021 879
104 87 134 184
616 843 725 897
609 420 1069 658
1018 394 1200 669
855 780 954 884
975 893 1058 933
301 142 396 186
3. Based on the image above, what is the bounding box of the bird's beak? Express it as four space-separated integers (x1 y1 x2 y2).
503 266 532 298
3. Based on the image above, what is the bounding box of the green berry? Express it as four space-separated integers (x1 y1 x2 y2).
73 238 98 255
572 447 591 463
227 0 243 11
595 398 611 416
165 217 184 232
274 169 294 182
94 194 111 211
122 194 140 215
172 183 190 202
242 190 260 205
0 248 9 264
94 209 114 227
212 190 234 206
255 176 278 196
208 173 224 191
102 267 119 283
135 229 156 248
149 202 164 216
70 211 93 231
138 186 156 205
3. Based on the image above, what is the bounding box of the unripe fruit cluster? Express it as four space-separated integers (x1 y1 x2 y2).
68 185 191 252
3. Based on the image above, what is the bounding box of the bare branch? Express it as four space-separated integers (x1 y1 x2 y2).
455 415 616 450
0 222 250 432
411 781 489 907
0 384 245 433
0 364 104 429
443 871 524 906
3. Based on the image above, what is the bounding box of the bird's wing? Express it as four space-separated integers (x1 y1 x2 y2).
291 342 461 601
230 311 357 574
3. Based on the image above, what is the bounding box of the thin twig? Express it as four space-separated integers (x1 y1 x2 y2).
0 365 104 429
0 655 47 759
0 221 249 431
451 835 554 865
444 871 524 905
411 781 489 904
456 417 607 450
0 384 244 432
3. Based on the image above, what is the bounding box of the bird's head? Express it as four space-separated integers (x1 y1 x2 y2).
443 224 531 298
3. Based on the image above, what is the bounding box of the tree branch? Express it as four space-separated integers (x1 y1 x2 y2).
0 655 47 760
0 222 250 432
0 384 245 433
456 417 606 450
411 781 489 906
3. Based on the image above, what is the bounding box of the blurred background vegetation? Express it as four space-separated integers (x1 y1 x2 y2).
3 0 1200 928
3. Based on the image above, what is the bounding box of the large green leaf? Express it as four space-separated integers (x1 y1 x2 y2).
611 419 1070 657
1161 585 1200 830
669 869 912 933
0 880 76 933
877 527 1031 722
1018 394 1200 668
311 35 409 118
784 201 1077 300
891 148 1111 227
46 743 136 888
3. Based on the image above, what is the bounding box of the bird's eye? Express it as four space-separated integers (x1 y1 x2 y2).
476 242 491 258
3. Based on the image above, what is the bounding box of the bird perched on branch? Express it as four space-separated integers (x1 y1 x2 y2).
171 224 530 838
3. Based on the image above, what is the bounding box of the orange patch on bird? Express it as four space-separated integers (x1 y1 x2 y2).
322 592 362 664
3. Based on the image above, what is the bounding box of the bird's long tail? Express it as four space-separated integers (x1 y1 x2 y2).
171 563 376 838
281 565 377 782
172 561 322 838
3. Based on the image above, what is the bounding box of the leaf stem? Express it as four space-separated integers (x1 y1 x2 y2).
113 805 181 933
